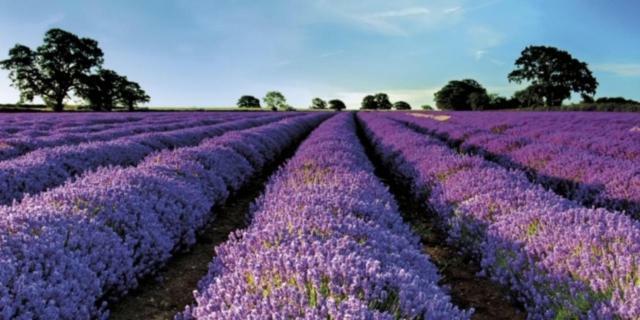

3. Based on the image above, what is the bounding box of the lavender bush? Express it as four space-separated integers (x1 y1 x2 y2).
359 112 640 319
182 113 471 319
0 113 328 319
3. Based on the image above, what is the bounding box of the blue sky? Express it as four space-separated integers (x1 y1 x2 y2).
0 0 639 109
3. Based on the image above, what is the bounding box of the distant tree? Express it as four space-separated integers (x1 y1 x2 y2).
393 101 411 110
580 93 595 104
508 45 598 106
0 28 104 111
595 96 639 104
263 91 287 111
434 79 489 110
237 95 261 108
361 95 377 110
513 85 544 108
310 97 327 109
420 104 433 110
328 99 346 111
117 79 149 111
485 94 517 110
284 105 297 111
374 93 392 110
77 69 124 111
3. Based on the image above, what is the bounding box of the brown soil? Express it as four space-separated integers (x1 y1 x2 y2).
108 131 310 319
108 179 263 320
355 116 526 320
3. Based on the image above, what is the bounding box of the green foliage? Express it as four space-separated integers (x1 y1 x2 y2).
310 97 327 109
434 79 489 110
420 104 433 110
514 85 545 108
374 93 392 110
117 80 149 111
328 99 346 111
393 101 411 110
76 69 124 111
508 45 598 106
361 95 376 110
237 95 261 108
0 28 104 111
263 91 288 110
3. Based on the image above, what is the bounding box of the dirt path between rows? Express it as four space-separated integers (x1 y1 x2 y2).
355 116 526 320
108 131 311 320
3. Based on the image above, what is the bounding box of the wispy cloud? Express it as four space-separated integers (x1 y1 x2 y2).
368 7 430 18
443 6 462 14
593 63 640 77
319 50 343 59
474 50 487 60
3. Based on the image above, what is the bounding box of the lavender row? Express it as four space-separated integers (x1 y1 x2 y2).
0 112 258 161
0 113 147 138
358 113 640 319
393 112 640 220
182 113 471 319
411 111 640 161
0 114 290 206
0 113 328 319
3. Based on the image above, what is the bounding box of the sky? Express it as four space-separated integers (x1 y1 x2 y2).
0 0 639 109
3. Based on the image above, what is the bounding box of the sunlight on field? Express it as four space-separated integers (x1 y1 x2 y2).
411 113 451 121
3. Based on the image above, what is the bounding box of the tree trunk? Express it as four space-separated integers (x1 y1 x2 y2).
53 98 64 112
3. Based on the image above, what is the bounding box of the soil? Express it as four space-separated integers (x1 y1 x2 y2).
355 116 526 320
108 127 312 320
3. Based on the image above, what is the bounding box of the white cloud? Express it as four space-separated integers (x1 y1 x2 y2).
443 6 462 14
474 50 487 60
593 63 640 77
368 7 431 18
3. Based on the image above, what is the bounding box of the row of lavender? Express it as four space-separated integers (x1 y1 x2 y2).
0 113 290 205
359 113 640 319
416 111 640 161
0 112 265 161
392 112 640 220
182 114 471 319
0 113 147 139
0 113 328 319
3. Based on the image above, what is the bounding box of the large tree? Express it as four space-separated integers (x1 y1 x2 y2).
374 93 392 110
434 79 489 110
393 101 411 110
77 69 124 111
361 95 377 110
0 28 104 111
263 91 287 111
508 45 598 106
328 99 346 111
310 97 327 109
117 79 149 111
237 95 261 108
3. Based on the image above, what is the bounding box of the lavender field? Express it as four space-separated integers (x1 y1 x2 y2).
0 111 638 320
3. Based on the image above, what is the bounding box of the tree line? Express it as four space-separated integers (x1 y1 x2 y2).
238 91 348 111
1 28 149 111
434 45 637 111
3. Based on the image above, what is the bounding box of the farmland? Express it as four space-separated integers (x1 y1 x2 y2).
0 111 639 319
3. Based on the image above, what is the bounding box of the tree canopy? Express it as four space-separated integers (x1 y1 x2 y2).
237 95 261 108
434 79 489 110
361 93 392 110
508 45 598 106
310 97 327 109
328 99 346 111
393 101 411 110
263 91 288 111
1 28 148 111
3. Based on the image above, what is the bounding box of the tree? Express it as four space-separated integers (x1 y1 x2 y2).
117 79 149 111
77 69 125 111
485 93 517 110
374 93 392 110
361 95 377 110
310 97 327 109
263 91 287 111
393 101 411 110
421 104 433 110
0 28 104 111
580 93 595 104
237 95 261 108
434 79 489 110
508 45 598 106
328 99 346 111
513 85 544 108
595 97 639 104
